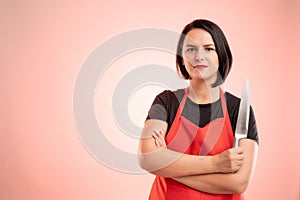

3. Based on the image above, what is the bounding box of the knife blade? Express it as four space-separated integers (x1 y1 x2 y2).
233 80 250 147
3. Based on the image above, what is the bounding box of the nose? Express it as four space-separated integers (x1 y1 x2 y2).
195 48 205 62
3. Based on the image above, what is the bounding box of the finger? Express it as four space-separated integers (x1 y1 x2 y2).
231 160 244 171
153 132 165 146
155 139 161 147
154 130 165 143
156 134 164 145
235 154 245 161
152 132 158 140
157 131 165 139
234 160 244 166
152 132 159 146
233 147 244 154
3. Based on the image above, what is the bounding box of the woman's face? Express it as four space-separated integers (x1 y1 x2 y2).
182 28 219 84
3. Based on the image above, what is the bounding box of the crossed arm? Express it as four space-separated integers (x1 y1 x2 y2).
138 119 258 194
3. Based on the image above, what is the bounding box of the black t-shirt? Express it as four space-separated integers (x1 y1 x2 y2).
146 89 259 144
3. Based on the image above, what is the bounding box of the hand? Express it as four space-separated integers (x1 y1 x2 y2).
152 130 167 148
212 147 245 173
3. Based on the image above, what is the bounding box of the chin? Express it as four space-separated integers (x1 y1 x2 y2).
191 73 217 84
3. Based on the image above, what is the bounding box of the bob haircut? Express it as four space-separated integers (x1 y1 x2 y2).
176 19 233 87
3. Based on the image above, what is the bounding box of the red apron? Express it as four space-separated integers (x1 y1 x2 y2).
149 88 244 200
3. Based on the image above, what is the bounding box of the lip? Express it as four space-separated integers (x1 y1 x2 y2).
194 65 208 69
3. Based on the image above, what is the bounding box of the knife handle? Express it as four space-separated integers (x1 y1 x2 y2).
233 133 247 147
233 138 239 147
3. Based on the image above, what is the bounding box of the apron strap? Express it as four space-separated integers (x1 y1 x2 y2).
175 87 229 123
175 87 189 117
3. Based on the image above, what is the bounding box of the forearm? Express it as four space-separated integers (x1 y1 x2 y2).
140 123 245 178
174 172 244 194
139 119 217 178
140 148 216 178
174 139 258 194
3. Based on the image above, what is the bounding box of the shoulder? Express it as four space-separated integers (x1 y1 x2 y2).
154 88 185 104
225 91 255 112
225 90 259 144
147 88 185 122
224 91 241 111
225 91 240 104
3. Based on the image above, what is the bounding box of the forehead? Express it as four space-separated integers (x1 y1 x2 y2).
183 28 214 45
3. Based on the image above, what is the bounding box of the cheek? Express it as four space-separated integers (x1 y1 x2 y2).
182 58 192 67
215 55 219 65
182 52 195 65
211 54 219 68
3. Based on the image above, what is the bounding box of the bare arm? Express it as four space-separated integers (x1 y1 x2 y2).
174 139 258 194
138 119 244 178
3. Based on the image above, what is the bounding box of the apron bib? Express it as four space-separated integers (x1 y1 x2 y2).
149 88 244 200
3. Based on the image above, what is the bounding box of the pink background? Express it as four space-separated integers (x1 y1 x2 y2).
1 0 299 199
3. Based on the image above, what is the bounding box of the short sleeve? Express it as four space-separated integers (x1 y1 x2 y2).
247 106 259 144
146 91 169 122
225 92 259 145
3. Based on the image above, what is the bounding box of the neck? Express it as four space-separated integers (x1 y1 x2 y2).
188 80 220 104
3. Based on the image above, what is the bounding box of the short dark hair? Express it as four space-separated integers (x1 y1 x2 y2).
176 19 233 87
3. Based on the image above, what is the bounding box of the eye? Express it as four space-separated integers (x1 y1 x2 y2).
205 47 215 52
186 47 197 52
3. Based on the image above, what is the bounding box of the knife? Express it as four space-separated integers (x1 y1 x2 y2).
233 80 250 147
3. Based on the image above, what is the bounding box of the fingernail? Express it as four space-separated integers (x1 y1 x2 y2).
155 139 160 146
152 133 158 138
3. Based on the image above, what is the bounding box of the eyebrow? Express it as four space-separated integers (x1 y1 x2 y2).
204 44 215 47
185 44 215 47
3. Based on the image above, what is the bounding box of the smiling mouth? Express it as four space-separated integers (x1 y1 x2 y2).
194 65 208 69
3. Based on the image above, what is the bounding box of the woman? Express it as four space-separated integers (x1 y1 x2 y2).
139 19 259 200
